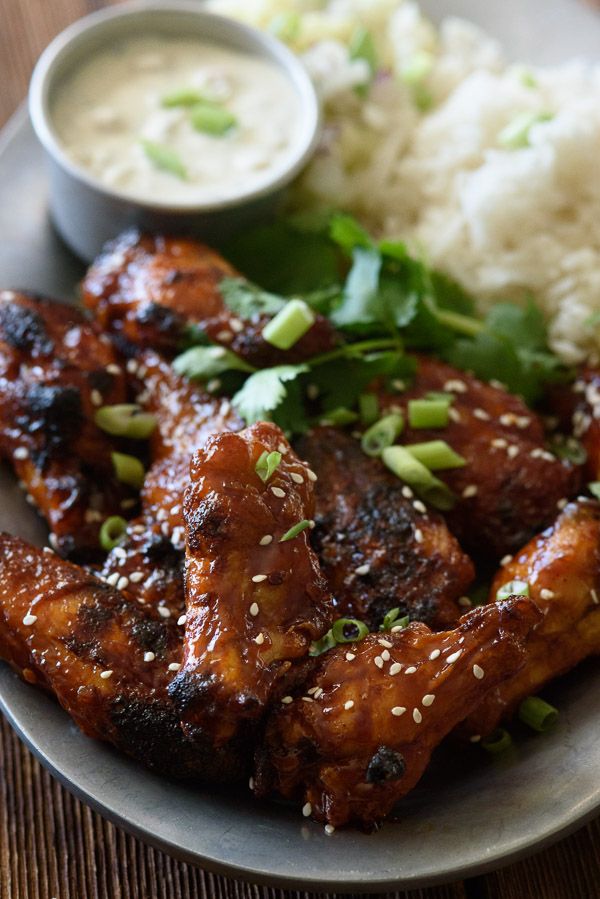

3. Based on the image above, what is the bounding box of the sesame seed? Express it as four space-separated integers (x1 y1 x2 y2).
177 615 187 626
158 607 171 619
313 687 323 699
500 555 513 567
216 330 233 343
391 624 405 633
448 408 461 423
473 664 485 679
429 649 441 660
324 825 335 835
249 776 255 790
391 706 406 717
444 379 467 393
84 509 103 523
539 588 555 600
404 666 417 675
458 596 472 608
271 487 286 498
413 708 423 724
230 317 244 333
249 602 260 616
414 528 424 543
422 694 435 707
106 363 121 376
277 443 288 455
389 663 402 676
557 498 568 510
302 802 312 817
355 564 370 576
126 360 139 375
473 408 491 421
90 389 103 406
401 486 414 499
290 472 304 484
113 546 127 559
100 670 113 680
254 632 265 645
307 687 319 696
492 438 508 449
106 572 120 587
14 447 28 460
117 576 129 592
507 445 520 459
446 650 462 664
306 469 318 482
23 614 37 626
592 589 599 605
144 652 156 662
344 700 354 710
462 485 478 499
374 656 384 669
281 696 293 704
259 535 273 546
470 735 482 743
129 571 144 584
378 639 393 648
381 649 391 662
302 696 314 703
252 574 268 583
168 663 181 672
345 652 356 661
413 500 426 514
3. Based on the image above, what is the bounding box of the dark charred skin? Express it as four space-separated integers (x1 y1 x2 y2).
378 356 581 561
463 499 600 738
296 427 474 629
0 291 137 560
81 231 338 365
0 533 245 782
169 423 334 746
254 596 541 829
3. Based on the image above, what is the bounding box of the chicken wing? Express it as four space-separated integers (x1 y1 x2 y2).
0 290 136 560
168 422 334 746
379 356 581 560
464 499 600 738
0 533 245 782
295 427 474 629
81 231 338 365
254 596 541 829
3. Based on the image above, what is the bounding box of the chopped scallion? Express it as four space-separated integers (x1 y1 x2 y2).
161 88 213 108
382 445 456 510
99 516 128 552
190 102 237 136
255 450 282 483
111 452 145 490
361 413 404 457
496 580 530 602
589 482 600 500
518 696 559 732
481 728 513 754
280 520 312 542
319 407 359 427
262 299 316 351
309 630 337 657
498 111 553 149
405 440 466 471
380 608 410 631
141 140 187 180
269 11 301 41
95 405 157 440
408 399 450 429
359 393 379 426
331 618 369 644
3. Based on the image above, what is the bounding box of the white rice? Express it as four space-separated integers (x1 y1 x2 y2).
210 0 600 364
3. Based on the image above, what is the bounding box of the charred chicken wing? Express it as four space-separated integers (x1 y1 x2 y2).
168 422 334 746
464 499 600 738
296 427 475 629
82 231 337 365
254 596 541 829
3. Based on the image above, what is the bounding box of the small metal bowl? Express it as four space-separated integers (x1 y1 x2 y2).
29 0 321 262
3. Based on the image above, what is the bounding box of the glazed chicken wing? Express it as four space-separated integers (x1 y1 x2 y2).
379 357 581 560
464 499 600 738
168 422 334 746
254 596 541 829
0 291 137 560
82 231 338 365
0 533 244 782
296 427 475 629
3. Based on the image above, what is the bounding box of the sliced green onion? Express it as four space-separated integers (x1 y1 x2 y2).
405 440 466 471
172 345 254 381
255 450 282 483
331 618 369 644
269 11 301 41
380 608 410 631
496 580 530 602
280 520 312 543
518 696 559 732
350 26 377 73
262 299 316 351
99 516 128 552
319 407 359 427
382 446 456 511
408 399 450 429
401 50 434 85
520 70 538 89
190 102 237 136
425 391 454 404
95 405 157 440
141 140 187 180
361 413 404 457
481 728 513 754
359 393 379 426
309 629 337 657
112 452 145 490
589 482 600 501
161 88 213 108
498 111 553 149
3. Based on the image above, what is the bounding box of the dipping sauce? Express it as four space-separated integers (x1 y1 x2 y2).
51 35 304 205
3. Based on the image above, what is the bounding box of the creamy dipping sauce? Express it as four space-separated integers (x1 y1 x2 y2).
51 35 304 205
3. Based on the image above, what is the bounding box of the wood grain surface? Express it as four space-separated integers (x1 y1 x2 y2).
0 2 599 898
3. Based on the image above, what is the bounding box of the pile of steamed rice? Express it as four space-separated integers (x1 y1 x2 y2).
210 0 600 365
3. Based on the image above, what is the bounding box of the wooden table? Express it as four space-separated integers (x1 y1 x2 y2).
1 2 599 897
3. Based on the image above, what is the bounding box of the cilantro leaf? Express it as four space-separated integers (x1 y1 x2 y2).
172 345 253 381
219 278 286 318
331 248 383 331
232 364 308 425
255 451 282 482
485 300 547 351
329 213 374 255
309 352 415 412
